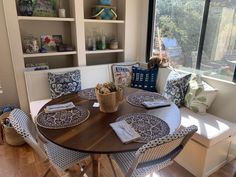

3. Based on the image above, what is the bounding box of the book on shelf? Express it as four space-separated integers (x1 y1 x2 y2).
25 63 49 71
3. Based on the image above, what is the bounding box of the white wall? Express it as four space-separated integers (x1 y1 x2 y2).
0 0 19 106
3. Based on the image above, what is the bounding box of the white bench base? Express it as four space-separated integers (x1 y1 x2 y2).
175 137 232 177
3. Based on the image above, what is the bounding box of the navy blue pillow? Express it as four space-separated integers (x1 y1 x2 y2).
131 66 159 92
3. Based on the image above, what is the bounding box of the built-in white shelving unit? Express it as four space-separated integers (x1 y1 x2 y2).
23 51 77 58
85 49 124 55
84 19 125 24
3 0 141 111
18 16 75 22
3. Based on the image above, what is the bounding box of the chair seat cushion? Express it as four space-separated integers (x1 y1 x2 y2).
180 107 236 147
30 99 52 122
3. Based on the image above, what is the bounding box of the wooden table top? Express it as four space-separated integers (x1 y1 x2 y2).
37 87 181 154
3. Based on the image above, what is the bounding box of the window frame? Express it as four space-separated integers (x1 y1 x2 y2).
146 0 236 83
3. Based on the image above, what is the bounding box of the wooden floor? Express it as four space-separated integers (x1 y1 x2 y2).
0 144 235 177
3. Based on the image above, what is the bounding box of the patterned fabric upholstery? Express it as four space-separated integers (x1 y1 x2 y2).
111 125 197 177
112 63 140 87
48 70 81 99
9 109 89 171
164 71 191 107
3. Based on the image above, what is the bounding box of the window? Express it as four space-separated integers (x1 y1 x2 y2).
148 0 236 82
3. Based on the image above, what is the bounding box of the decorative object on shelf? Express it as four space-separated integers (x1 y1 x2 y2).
33 0 57 17
40 35 56 51
18 0 33 16
95 82 123 113
92 5 117 20
53 35 63 46
96 33 106 50
57 44 74 52
58 8 66 18
23 35 40 54
97 0 112 6
39 47 47 53
25 63 49 71
110 39 118 50
58 0 66 18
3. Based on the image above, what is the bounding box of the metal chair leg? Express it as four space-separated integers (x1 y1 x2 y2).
107 154 118 177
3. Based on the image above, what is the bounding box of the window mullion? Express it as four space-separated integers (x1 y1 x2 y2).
196 0 211 70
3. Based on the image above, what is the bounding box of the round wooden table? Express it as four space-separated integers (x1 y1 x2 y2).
37 87 181 177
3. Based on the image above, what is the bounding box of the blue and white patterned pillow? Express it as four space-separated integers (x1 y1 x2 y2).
48 70 81 99
131 66 158 92
164 71 191 107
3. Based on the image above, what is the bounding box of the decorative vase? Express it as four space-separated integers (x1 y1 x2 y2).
96 89 123 113
18 0 33 16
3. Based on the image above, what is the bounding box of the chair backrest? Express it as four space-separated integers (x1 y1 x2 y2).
128 125 197 174
9 109 47 160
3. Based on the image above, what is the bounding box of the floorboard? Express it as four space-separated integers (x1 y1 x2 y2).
0 144 235 177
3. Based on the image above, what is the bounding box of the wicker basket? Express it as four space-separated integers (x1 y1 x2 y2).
0 112 25 146
96 89 123 113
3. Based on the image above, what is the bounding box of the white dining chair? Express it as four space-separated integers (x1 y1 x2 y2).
109 125 198 177
9 108 91 177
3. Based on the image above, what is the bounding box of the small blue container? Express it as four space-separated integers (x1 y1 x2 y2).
97 0 112 6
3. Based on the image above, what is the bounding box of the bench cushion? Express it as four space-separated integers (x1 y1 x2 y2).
180 107 236 147
30 99 51 122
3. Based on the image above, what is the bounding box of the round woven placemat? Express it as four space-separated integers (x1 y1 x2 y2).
126 91 167 107
78 88 96 100
117 113 170 143
36 106 90 129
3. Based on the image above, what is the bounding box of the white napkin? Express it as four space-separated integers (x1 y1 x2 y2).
110 120 141 144
44 102 75 113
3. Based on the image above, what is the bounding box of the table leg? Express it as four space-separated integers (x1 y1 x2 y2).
92 154 101 177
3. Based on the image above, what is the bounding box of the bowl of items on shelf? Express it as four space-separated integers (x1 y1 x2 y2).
95 82 124 113
92 0 117 20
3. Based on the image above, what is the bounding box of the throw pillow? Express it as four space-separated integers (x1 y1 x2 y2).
184 75 217 114
164 71 191 107
48 70 81 99
112 63 139 87
131 66 159 92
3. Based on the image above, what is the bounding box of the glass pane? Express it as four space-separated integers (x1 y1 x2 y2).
201 0 236 81
152 0 205 68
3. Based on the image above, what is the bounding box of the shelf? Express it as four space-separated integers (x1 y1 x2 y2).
86 49 124 55
84 19 125 24
18 16 75 22
23 51 77 58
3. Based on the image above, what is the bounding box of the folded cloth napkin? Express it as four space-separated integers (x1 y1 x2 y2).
142 100 171 109
110 120 141 144
44 102 75 113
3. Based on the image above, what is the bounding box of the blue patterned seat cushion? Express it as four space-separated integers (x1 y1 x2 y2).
131 66 158 92
48 70 81 99
164 71 191 107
